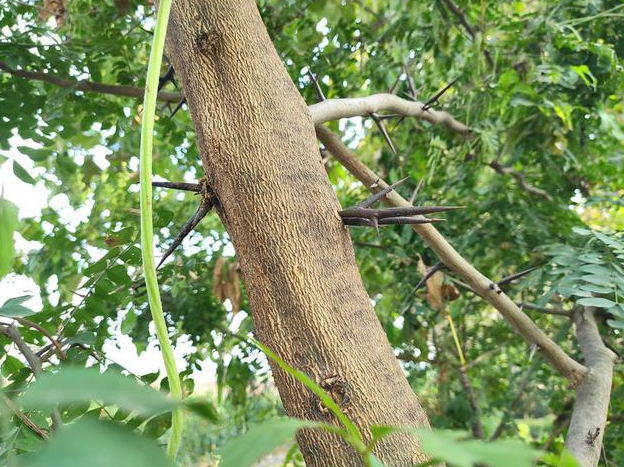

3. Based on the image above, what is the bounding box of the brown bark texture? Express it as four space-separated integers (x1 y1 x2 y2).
163 1 431 466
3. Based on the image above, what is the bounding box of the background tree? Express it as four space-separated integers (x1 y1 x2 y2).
0 0 622 466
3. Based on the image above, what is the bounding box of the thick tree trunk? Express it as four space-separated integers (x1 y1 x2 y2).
163 1 431 466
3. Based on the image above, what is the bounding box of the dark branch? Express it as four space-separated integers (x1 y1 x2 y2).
0 60 182 103
489 161 554 201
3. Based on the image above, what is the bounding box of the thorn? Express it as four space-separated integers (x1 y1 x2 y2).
307 68 326 102
156 182 214 269
342 217 443 227
377 217 444 225
422 76 461 111
389 74 401 94
414 262 446 291
497 266 539 288
152 181 202 192
340 205 463 219
404 66 417 99
376 114 402 121
370 113 396 155
372 216 379 236
158 66 177 91
170 97 186 118
489 282 503 294
358 177 410 208
409 178 425 204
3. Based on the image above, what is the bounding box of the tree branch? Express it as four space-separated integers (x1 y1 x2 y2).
315 123 588 387
489 161 554 201
0 324 63 429
309 93 470 134
439 0 494 67
565 308 617 467
458 365 484 439
1 394 48 440
0 60 182 103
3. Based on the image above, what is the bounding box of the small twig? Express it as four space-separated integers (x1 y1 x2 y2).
489 161 553 201
458 365 484 439
13 317 66 361
518 302 572 318
439 0 494 67
1 394 48 440
0 324 62 429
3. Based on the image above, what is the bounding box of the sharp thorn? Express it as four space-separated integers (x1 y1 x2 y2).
422 76 460 111
158 66 176 92
357 177 410 208
152 181 202 192
307 68 326 102
340 205 463 219
170 97 186 118
156 187 214 269
376 217 444 225
409 178 425 204
414 261 446 291
370 113 397 155
497 266 539 288
389 74 401 94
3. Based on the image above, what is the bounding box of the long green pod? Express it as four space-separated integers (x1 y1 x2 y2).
138 0 182 459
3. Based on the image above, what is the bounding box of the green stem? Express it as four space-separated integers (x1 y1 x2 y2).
138 0 182 459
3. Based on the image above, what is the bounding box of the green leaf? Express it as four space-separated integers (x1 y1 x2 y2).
218 418 314 467
18 419 175 467
0 199 19 279
12 160 36 184
0 295 36 317
606 319 624 329
415 429 541 467
20 367 175 416
184 399 221 423
577 297 616 308
581 274 612 286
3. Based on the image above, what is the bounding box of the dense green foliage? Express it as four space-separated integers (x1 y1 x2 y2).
1 0 623 465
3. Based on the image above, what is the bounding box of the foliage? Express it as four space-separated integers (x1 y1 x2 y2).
1 0 623 465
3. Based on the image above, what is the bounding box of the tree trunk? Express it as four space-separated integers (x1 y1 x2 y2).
565 308 616 467
163 1 431 465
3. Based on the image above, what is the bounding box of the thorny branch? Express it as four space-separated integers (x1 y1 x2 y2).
315 123 588 387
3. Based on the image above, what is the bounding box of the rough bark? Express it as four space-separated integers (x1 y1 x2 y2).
163 1 431 466
565 308 616 467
